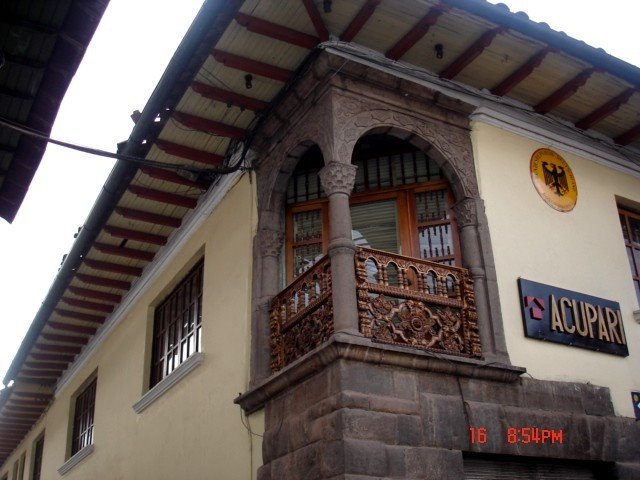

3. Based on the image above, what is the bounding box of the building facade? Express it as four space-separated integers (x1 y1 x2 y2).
1 1 640 479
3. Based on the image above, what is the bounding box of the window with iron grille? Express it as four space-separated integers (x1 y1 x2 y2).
71 378 96 456
31 435 44 480
150 260 204 387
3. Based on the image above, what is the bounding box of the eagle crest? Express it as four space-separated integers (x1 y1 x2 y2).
542 162 569 196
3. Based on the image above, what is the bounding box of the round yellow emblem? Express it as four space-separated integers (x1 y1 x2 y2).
530 148 577 212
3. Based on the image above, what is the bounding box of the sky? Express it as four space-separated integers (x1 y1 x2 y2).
0 0 639 387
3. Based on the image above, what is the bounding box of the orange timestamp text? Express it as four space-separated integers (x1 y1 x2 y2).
469 426 564 445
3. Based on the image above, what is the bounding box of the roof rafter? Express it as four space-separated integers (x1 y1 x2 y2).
172 111 246 139
34 344 82 354
60 297 114 313
386 4 448 60
140 167 207 190
235 12 319 49
29 352 76 362
128 185 198 209
155 139 225 166
40 333 88 345
440 27 506 80
340 0 381 42
301 0 329 41
491 47 554 96
83 259 143 277
75 271 132 290
93 242 156 262
535 68 597 114
47 321 97 336
103 226 168 246
67 286 121 303
211 49 292 82
575 88 637 130
114 207 182 228
615 122 640 146
191 81 269 111
54 306 108 323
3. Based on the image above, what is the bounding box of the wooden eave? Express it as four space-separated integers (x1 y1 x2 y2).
3 0 640 467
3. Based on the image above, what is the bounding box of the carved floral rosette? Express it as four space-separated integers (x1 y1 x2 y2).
355 247 482 358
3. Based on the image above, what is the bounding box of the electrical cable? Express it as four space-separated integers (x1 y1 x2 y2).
0 116 247 176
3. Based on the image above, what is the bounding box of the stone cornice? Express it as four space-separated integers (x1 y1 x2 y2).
235 332 525 413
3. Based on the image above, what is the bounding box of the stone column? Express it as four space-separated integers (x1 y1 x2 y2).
251 224 283 383
454 197 509 364
319 161 359 333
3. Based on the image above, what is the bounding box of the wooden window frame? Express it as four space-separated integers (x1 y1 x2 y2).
285 178 461 282
619 206 640 304
71 377 97 456
150 260 204 388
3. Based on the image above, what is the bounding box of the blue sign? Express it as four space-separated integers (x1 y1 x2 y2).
518 278 628 356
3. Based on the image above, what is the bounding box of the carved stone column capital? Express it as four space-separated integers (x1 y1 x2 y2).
453 197 479 228
319 161 357 196
258 229 284 258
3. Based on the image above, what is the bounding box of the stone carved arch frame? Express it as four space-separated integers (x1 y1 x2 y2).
251 69 510 384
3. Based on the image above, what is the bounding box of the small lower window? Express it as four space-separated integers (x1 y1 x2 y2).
150 260 204 387
71 378 97 455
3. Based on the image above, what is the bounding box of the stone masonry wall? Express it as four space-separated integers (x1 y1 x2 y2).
257 358 640 480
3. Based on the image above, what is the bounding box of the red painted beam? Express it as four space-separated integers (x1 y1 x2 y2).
128 185 198 209
235 12 319 49
54 306 107 323
60 297 114 313
211 49 291 82
173 111 246 139
386 5 448 60
68 286 121 303
535 68 597 114
75 272 132 290
491 47 554 96
104 226 167 246
155 139 224 166
23 362 68 371
40 333 88 345
114 207 182 229
94 242 155 262
575 88 637 130
34 344 82 354
340 0 381 42
140 167 207 190
47 322 96 336
301 0 329 41
615 122 640 146
10 392 53 400
29 352 76 363
440 27 506 80
191 81 268 112
84 259 143 277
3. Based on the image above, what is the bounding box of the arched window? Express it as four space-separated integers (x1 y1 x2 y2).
285 135 461 280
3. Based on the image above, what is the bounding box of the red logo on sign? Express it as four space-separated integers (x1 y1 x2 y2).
524 296 545 320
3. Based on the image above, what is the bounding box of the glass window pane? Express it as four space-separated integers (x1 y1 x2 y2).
628 247 638 276
419 224 453 260
416 190 449 222
350 200 399 253
292 210 322 242
630 216 640 245
293 243 323 277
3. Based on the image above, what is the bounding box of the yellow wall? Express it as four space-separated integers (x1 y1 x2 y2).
472 122 640 417
1 174 263 479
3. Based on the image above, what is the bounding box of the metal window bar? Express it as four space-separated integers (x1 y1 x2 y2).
71 377 97 455
150 260 204 387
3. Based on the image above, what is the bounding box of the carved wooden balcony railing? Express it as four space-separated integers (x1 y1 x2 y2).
270 255 333 372
355 247 482 359
270 248 482 372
